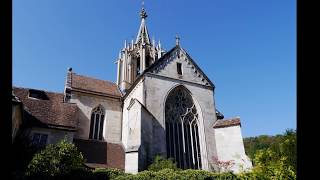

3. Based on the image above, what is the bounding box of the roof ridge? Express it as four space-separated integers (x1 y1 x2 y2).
213 117 241 129
71 73 122 97
73 73 117 85
13 86 63 95
221 117 241 121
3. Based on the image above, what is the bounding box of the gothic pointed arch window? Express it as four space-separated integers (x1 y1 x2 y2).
89 105 105 141
165 86 202 169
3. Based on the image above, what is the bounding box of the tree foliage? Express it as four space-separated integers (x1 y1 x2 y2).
243 129 297 179
251 149 296 179
13 129 296 179
25 138 85 177
147 155 178 172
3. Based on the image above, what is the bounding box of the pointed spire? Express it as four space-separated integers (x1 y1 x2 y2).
135 5 151 44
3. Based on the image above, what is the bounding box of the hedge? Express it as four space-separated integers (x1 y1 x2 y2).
15 167 295 180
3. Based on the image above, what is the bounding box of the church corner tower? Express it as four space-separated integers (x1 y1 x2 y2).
116 7 165 93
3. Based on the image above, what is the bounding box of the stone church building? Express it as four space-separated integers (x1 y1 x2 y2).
13 7 252 174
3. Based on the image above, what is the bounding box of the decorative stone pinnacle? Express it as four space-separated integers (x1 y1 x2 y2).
176 35 180 46
140 8 148 19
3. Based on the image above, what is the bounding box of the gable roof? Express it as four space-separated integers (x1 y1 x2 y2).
122 45 215 99
213 117 241 129
12 87 78 130
145 45 215 88
68 73 122 97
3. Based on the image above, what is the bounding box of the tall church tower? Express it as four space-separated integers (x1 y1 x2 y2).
116 7 165 92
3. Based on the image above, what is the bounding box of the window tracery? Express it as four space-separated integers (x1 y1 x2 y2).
165 86 202 169
89 105 105 141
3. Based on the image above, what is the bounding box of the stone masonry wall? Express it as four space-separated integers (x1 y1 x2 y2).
70 92 122 143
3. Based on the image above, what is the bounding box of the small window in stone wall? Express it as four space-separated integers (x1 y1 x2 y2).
32 133 48 148
137 57 141 76
177 63 182 75
89 105 105 141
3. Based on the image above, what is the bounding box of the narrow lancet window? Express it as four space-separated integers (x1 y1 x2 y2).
177 63 182 75
137 57 141 76
89 105 105 141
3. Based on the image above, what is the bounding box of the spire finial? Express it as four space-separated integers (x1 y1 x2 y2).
140 1 147 19
175 35 180 46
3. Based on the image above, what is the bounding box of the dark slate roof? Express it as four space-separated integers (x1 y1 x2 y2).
213 117 241 129
13 87 78 130
69 73 122 97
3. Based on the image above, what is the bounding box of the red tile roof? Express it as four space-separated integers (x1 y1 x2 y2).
213 117 241 128
70 73 122 97
13 87 78 130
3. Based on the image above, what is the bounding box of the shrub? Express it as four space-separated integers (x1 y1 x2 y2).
252 149 296 180
54 168 94 180
93 168 126 179
147 155 178 172
114 169 239 180
25 138 85 177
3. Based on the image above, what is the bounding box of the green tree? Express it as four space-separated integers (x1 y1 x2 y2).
147 155 178 172
243 129 297 179
25 138 85 176
252 149 296 179
279 129 297 171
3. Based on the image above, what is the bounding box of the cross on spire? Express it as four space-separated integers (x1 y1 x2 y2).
176 35 180 46
140 0 147 19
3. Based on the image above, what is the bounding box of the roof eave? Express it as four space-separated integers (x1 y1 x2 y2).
69 87 122 99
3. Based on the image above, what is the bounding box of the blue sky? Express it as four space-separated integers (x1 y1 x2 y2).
13 0 296 137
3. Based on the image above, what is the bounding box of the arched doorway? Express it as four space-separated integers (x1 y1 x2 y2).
165 86 202 169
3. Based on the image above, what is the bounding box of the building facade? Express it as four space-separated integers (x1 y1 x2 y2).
13 7 252 174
